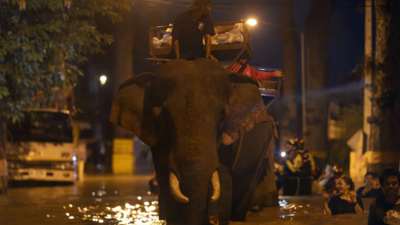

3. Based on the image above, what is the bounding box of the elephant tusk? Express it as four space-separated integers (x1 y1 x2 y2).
210 171 220 202
169 172 189 203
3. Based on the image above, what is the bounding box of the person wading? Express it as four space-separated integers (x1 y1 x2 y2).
368 168 400 225
357 172 384 198
323 175 364 215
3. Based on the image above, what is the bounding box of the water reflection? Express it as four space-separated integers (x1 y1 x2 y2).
53 195 369 225
47 188 164 225
253 197 369 225
1 176 374 225
278 200 310 218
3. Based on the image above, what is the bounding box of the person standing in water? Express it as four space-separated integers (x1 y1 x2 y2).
368 168 400 225
323 175 364 215
357 172 384 198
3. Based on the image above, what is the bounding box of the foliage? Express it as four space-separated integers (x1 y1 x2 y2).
0 0 132 123
328 104 363 172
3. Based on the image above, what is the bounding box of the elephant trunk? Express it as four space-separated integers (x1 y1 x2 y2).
210 171 220 202
169 172 189 203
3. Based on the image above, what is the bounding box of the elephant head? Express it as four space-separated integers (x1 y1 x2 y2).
110 59 268 224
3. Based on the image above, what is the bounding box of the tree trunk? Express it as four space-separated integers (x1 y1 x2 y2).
304 0 336 155
369 0 400 173
113 9 135 138
0 121 8 194
279 0 300 149
0 121 6 159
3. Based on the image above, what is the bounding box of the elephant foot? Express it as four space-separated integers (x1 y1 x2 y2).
246 206 260 218
209 215 219 225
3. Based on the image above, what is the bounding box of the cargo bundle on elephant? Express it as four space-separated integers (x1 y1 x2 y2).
110 59 279 225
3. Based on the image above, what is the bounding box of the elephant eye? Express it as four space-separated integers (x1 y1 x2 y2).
221 106 230 121
220 113 225 121
152 107 162 119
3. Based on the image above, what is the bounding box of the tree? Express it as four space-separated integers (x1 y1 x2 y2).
304 0 336 156
279 0 300 149
0 0 132 159
369 0 400 173
113 8 135 138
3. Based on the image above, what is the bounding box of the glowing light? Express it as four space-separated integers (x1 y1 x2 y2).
63 200 166 224
138 196 142 200
72 156 76 162
281 152 286 157
246 19 258 26
100 75 107 85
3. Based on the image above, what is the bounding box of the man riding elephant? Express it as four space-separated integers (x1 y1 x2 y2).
171 0 284 80
171 0 217 61
110 58 278 225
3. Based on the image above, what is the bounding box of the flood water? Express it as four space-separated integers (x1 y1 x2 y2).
232 196 373 225
0 176 375 225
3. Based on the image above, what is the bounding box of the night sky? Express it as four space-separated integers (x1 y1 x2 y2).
132 0 365 86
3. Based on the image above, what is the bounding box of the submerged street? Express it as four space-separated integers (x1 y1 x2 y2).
0 176 372 225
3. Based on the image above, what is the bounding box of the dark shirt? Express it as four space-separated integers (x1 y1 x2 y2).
357 186 384 198
368 195 399 225
328 195 364 215
171 11 215 60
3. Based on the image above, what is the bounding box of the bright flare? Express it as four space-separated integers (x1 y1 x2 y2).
281 152 286 157
100 75 107 85
247 19 258 26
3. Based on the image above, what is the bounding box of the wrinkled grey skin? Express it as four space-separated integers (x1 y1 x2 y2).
110 59 277 225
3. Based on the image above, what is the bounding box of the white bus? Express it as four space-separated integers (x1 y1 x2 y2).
6 108 77 182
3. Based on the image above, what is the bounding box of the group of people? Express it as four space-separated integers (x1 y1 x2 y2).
324 168 400 225
277 138 400 224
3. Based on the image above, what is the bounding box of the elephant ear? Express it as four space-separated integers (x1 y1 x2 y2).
109 72 159 146
222 73 268 146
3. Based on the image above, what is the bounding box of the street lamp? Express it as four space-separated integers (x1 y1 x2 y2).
246 19 258 26
251 20 307 137
100 75 107 85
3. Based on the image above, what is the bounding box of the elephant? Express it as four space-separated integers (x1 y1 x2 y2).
110 59 278 225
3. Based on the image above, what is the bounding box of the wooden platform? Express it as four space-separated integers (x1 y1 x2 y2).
149 21 252 70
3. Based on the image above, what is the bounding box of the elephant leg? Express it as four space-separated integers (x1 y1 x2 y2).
208 164 232 225
250 121 279 209
263 150 279 207
230 121 273 221
249 160 268 211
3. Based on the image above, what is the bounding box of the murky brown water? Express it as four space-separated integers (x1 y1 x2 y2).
231 196 372 225
0 176 375 225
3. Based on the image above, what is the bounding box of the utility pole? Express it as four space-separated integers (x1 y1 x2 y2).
363 0 372 150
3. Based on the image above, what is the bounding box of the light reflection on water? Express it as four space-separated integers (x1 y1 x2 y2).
251 197 370 225
52 190 164 225
53 195 370 225
1 175 373 225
